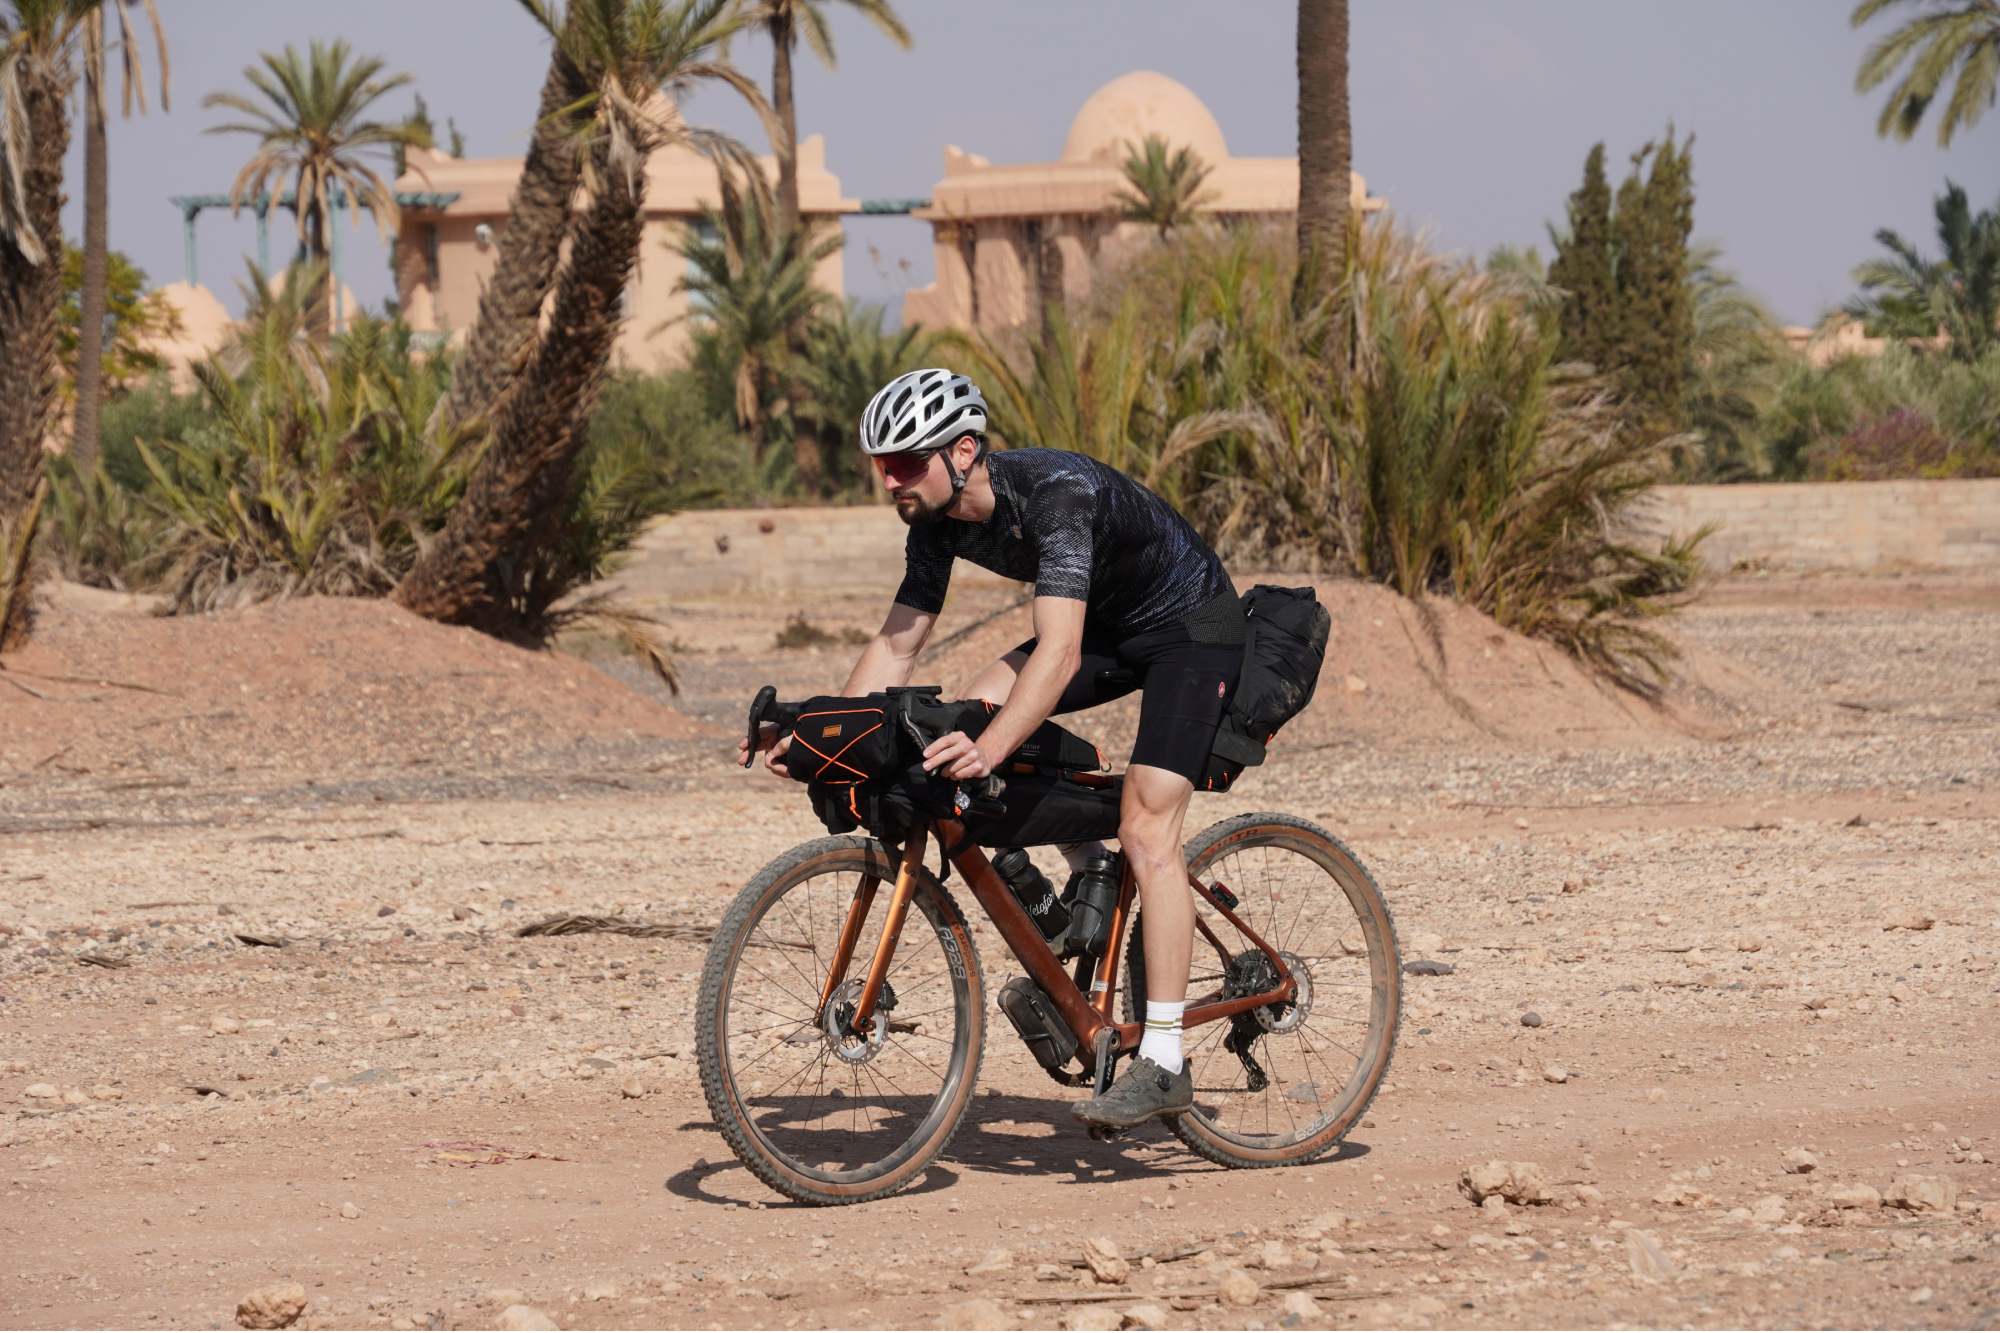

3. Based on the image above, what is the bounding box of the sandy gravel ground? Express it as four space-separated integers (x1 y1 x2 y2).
2 571 1998 1332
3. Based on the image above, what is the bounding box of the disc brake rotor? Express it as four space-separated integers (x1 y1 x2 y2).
822 978 891 1065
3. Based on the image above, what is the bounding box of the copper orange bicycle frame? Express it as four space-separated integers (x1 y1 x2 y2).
815 818 1296 1075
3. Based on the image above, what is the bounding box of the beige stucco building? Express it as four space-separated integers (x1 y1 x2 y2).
902 71 1381 333
390 136 858 369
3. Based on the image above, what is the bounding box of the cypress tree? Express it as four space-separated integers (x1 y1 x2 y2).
1546 130 1696 434
1548 143 1619 371
1618 130 1696 434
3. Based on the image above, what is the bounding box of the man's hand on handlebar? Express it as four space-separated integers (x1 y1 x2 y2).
736 721 795 778
921 729 992 781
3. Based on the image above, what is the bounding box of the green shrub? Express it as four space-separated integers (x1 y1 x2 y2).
959 219 1705 696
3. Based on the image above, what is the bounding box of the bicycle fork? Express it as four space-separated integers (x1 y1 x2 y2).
816 828 929 1036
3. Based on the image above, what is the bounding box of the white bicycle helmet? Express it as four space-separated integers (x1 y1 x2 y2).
860 369 988 457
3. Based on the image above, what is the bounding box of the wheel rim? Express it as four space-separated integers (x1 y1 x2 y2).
716 853 975 1186
1178 829 1393 1150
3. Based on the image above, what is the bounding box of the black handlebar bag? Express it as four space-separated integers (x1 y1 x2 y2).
785 695 904 785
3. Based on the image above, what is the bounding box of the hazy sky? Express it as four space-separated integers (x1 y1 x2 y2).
75 0 2000 327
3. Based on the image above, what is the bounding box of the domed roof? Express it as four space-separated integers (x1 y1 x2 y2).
1060 71 1230 165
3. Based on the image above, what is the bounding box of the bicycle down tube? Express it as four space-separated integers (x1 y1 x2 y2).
829 816 1297 1070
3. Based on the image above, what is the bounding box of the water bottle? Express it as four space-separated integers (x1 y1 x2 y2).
1064 851 1122 958
992 847 1070 947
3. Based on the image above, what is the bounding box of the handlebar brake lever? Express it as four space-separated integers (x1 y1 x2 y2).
742 685 778 768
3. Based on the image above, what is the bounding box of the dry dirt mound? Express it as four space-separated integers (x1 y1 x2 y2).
0 589 717 779
917 577 1772 760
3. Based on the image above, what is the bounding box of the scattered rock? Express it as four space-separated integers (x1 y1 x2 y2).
1884 1174 1957 1212
1575 1185 1605 1206
367 1012 395 1029
1652 1183 1717 1208
1909 1286 1934 1306
91 1084 122 1101
1432 1060 1455 1072
23 1082 57 1100
1645 1087 1668 1103
1781 1148 1818 1175
1407 1296 1448 1317
1750 1196 1788 1225
339 1202 361 1220
964 1248 1012 1276
940 1297 1013 1330
1216 1269 1261 1307
234 1283 307 1329
1343 675 1368 695
1059 1309 1122 1332
1119 1303 1172 1330
582 1281 620 1301
1543 1065 1569 1083
1274 1291 1326 1326
618 1075 645 1099
1309 1211 1349 1231
1882 914 1934 932
210 1015 242 1035
1481 1194 1510 1217
1624 1229 1676 1281
62 1087 89 1105
1459 1160 1552 1205
1826 1184 1882 1210
1080 1236 1130 1285
377 905 398 918
1737 934 1763 952
484 1289 527 1307
495 1306 558 1331
1402 959 1453 976
1519 1011 1543 1027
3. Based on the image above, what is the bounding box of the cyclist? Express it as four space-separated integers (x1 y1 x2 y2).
742 368 1245 1129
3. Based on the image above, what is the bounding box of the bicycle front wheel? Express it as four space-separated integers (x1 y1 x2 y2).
696 836 985 1205
1126 813 1400 1169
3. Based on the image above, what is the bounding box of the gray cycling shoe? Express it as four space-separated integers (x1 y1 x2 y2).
1070 1055 1193 1128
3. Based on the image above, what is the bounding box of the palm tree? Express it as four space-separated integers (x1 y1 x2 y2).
395 0 762 634
1296 0 1350 286
0 0 86 651
672 178 840 470
437 6 595 437
1682 241 1785 479
736 0 909 235
1844 179 2000 359
1853 0 2000 145
71 0 166 477
202 39 428 336
1112 133 1217 240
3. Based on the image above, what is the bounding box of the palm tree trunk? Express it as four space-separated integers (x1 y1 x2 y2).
73 58 109 477
437 25 593 434
1296 0 1351 284
395 150 647 633
772 12 800 236
0 66 71 651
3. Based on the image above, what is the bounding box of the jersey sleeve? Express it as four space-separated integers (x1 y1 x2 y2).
1023 467 1096 602
894 522 954 614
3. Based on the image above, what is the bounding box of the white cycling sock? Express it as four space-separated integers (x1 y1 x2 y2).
1138 999 1185 1075
1057 840 1108 874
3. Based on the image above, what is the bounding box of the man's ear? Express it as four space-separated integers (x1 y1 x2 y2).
956 433 984 469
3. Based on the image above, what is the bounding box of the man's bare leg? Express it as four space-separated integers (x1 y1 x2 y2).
1119 763 1195 1005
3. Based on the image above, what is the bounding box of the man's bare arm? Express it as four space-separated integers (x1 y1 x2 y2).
842 601 937 695
925 596 1084 780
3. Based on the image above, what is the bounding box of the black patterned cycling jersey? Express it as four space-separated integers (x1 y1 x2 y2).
893 448 1232 639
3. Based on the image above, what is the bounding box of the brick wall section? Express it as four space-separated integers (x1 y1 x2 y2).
1647 479 2000 570
625 482 2000 598
618 506 1015 598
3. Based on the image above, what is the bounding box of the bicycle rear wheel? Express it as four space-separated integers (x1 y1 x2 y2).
696 835 985 1205
1125 813 1399 1169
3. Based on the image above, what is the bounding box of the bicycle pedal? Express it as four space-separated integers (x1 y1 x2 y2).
1087 1124 1124 1142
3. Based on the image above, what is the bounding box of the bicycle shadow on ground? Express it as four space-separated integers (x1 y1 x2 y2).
941 1092 1375 1186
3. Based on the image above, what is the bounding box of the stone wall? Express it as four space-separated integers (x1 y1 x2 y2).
614 505 1014 599
621 481 2000 600
1647 479 2000 571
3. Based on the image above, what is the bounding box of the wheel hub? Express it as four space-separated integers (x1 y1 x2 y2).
822 978 895 1065
1223 949 1312 1034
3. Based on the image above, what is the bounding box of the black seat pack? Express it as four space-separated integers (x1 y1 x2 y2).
1207 585 1332 779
